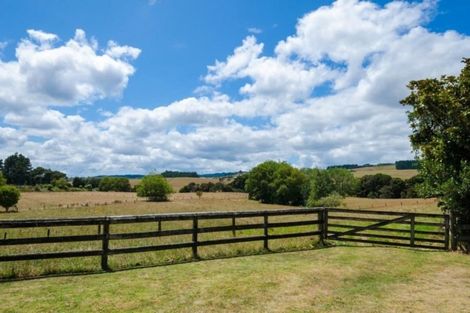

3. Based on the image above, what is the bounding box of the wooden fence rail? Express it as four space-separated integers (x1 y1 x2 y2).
326 208 449 250
0 207 460 272
0 208 324 270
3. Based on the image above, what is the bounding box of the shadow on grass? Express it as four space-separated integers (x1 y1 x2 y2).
0 240 449 283
0 243 335 283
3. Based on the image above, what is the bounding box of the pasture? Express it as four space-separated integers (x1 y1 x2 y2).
352 165 418 180
1 247 470 312
1 190 468 312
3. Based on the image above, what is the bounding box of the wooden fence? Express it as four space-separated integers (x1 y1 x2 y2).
0 208 324 271
0 207 462 272
326 208 449 250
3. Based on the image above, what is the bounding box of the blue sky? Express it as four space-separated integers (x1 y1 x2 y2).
1 0 470 175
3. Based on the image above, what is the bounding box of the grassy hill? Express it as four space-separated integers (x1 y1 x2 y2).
1 247 469 312
352 165 418 180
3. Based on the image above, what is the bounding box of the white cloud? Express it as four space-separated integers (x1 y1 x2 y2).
2 1 470 175
0 29 140 113
248 27 263 34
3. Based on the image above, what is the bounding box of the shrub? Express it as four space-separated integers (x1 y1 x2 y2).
137 175 173 201
307 192 344 207
0 185 20 212
99 177 131 192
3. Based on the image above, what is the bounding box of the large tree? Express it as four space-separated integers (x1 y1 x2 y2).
401 58 470 220
245 161 307 206
3 153 32 185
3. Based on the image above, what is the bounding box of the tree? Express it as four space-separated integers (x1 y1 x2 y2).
0 185 20 212
358 174 393 198
245 161 307 205
401 58 470 221
137 175 173 201
3 153 32 185
0 172 6 186
99 177 131 192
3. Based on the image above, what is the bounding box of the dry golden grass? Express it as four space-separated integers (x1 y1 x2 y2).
352 165 418 179
12 191 269 219
343 196 440 214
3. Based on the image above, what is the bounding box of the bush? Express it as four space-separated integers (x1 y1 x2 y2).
0 185 20 212
137 175 173 201
245 161 307 205
99 177 131 192
307 192 344 207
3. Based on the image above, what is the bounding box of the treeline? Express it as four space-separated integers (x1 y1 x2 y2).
241 161 425 207
179 175 247 193
72 177 131 192
328 160 419 170
161 171 198 178
0 153 68 187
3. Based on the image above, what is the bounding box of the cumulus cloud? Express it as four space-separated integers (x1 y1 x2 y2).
2 1 470 175
0 29 140 113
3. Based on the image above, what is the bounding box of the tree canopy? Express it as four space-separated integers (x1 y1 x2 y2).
245 161 307 206
401 58 470 219
137 175 173 201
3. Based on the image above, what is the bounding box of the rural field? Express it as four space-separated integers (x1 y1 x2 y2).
352 165 418 180
1 247 470 312
0 188 468 312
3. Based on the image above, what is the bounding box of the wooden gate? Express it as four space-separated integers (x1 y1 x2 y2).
326 208 449 250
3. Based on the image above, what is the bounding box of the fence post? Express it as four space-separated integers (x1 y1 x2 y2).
232 216 236 237
101 217 111 271
324 208 329 241
263 212 269 250
410 214 415 247
192 216 199 259
317 210 324 244
444 214 450 250
451 213 458 251
158 220 162 233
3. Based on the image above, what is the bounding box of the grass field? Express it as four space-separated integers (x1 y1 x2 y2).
0 192 442 278
1 247 469 313
352 165 418 180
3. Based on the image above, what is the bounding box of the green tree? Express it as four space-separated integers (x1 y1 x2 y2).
0 185 20 212
99 177 131 192
401 58 470 220
3 153 32 185
0 172 6 186
304 168 358 205
137 175 173 201
245 161 307 205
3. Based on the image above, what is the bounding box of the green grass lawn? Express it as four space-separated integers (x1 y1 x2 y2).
1 246 469 313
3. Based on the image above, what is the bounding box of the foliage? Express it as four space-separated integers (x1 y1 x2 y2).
52 178 71 190
228 173 248 191
98 177 131 192
0 172 6 186
0 185 20 212
304 168 358 205
161 171 199 178
31 167 67 185
245 161 307 205
401 58 470 219
307 192 344 207
137 175 173 201
395 160 419 170
2 153 32 185
179 181 234 193
196 190 203 199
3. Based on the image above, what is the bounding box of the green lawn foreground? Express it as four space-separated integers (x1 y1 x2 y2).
1 246 470 313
